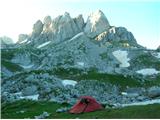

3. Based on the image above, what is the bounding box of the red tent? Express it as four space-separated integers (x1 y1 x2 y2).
69 96 103 114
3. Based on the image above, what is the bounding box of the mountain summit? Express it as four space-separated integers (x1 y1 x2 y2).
17 10 137 48
84 10 110 38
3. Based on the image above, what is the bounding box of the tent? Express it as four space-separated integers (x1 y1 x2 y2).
69 96 103 114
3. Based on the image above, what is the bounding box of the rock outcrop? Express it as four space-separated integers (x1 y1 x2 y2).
32 20 43 36
43 16 52 32
74 14 84 31
84 10 110 38
18 34 29 43
0 36 14 49
52 12 81 43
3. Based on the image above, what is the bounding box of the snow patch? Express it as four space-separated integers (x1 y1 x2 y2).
136 68 160 75
62 80 77 87
20 94 39 101
121 92 128 96
26 41 31 44
122 99 160 107
68 32 84 42
37 41 51 49
154 52 160 59
77 62 84 66
112 50 130 67
20 64 34 69
19 39 28 44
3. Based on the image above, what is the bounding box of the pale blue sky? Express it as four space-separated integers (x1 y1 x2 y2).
0 0 159 49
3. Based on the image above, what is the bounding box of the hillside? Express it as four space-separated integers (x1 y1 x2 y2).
1 10 160 119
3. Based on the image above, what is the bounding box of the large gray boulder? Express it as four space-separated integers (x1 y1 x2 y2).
147 86 160 98
22 85 38 96
84 10 110 38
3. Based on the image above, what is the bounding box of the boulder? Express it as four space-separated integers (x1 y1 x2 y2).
147 86 160 98
34 111 50 119
56 107 71 113
84 10 110 38
22 85 38 96
125 87 145 97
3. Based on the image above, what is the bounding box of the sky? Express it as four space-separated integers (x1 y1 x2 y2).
0 0 160 49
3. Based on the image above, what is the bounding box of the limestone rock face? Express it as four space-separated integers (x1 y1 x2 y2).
0 36 14 49
0 36 13 44
18 34 29 42
95 26 137 46
43 16 52 32
52 12 81 43
32 20 43 36
157 45 160 51
84 10 110 38
74 14 84 31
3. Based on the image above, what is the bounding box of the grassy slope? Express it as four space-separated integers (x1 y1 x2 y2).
1 100 160 119
1 60 23 72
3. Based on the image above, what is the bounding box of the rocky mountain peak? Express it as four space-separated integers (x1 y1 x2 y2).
18 10 137 48
43 16 52 32
84 10 110 38
32 20 43 36
74 14 84 31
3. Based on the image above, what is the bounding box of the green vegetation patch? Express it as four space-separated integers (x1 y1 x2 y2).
1 100 160 119
1 60 23 72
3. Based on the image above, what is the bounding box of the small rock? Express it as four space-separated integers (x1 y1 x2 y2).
147 86 160 98
34 111 50 119
56 107 71 113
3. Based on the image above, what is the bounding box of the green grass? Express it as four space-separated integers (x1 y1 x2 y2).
1 100 160 119
1 60 23 72
1 49 18 60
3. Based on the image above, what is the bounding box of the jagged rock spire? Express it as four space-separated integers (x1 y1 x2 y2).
84 10 110 38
